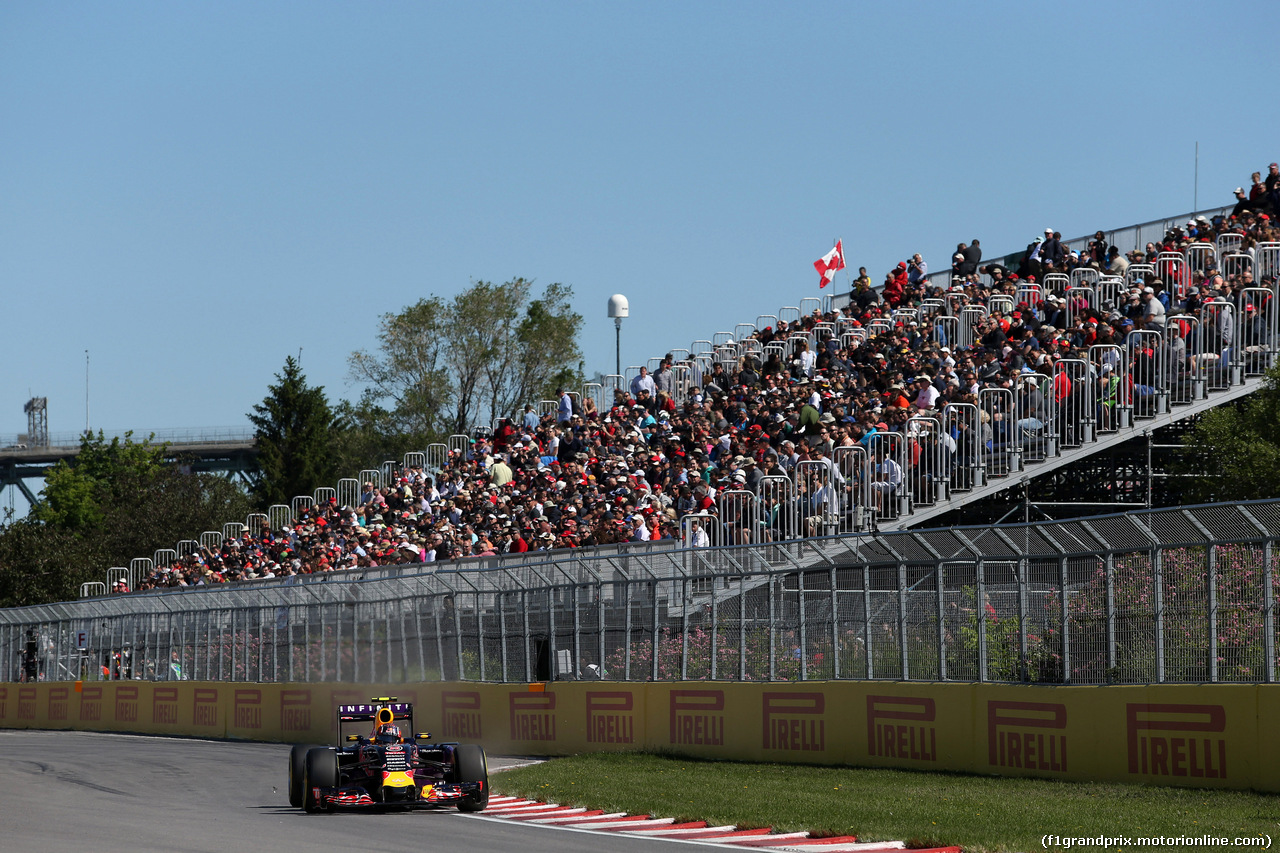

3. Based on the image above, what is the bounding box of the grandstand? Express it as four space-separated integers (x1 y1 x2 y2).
71 165 1280 599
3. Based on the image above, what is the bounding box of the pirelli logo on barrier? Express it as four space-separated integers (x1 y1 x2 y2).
1127 703 1227 780
669 689 725 747
18 687 36 721
193 688 219 727
17 686 37 721
153 686 179 725
867 695 937 762
79 685 103 722
441 691 481 740
47 685 69 722
509 693 556 742
234 689 263 729
988 701 1067 772
586 691 635 744
762 692 825 752
281 689 312 733
115 685 139 724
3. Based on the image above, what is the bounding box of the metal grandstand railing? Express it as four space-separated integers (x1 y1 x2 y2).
83 233 1280 596
919 205 1236 291
6 499 1279 686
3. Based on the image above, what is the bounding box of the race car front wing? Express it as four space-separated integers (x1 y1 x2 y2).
315 781 482 809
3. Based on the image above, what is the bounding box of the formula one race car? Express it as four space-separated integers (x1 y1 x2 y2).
287 697 489 813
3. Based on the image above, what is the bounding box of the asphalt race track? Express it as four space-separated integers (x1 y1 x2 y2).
0 731 694 853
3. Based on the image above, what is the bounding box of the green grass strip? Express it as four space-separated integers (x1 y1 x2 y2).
493 752 1278 852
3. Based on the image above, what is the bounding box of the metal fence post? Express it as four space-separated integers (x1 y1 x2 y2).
1207 544 1218 683
596 584 605 683
830 565 840 680
335 604 344 682
681 578 690 681
320 604 329 682
454 596 466 681
897 561 909 679
520 590 530 683
767 576 776 681
937 562 947 681
798 570 808 681
622 581 632 681
1017 558 1029 682
219 611 226 682
976 558 987 682
499 591 509 683
651 581 660 683
572 584 581 684
739 575 748 681
710 577 719 681
863 563 873 679
1153 548 1165 683
415 593 427 682
1106 553 1116 676
259 608 266 682
1265 540 1276 683
438 596 451 683
477 594 486 682
398 605 409 682
1059 558 1070 684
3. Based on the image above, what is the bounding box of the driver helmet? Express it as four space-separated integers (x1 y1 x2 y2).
375 724 401 744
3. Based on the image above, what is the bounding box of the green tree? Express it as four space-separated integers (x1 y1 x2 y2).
349 279 583 436
34 431 168 530
0 431 253 607
248 355 341 508
1179 363 1280 503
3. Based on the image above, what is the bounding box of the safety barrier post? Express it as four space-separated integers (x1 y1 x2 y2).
1052 358 1091 448
978 386 1018 475
942 403 982 491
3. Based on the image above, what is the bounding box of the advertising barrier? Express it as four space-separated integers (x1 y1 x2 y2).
3 680 1276 792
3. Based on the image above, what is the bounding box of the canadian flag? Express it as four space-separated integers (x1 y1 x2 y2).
814 240 845 288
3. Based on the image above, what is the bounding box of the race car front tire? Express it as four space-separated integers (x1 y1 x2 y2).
289 743 322 808
303 748 339 813
453 744 489 813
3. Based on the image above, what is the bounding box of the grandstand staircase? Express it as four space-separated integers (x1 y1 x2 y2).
883 373 1265 532
676 372 1267 618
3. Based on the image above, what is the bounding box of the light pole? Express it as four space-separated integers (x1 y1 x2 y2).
607 294 629 378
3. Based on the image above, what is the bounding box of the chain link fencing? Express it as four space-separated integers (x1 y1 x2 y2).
5 500 1279 686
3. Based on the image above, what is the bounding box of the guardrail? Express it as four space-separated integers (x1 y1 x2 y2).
6 499 1278 687
4 426 255 450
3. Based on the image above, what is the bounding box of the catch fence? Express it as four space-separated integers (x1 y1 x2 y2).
5 500 1280 687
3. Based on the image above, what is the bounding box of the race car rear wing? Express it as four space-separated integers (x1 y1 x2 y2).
338 703 413 722
335 697 417 744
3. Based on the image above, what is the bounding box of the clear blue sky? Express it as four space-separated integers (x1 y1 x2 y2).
2 2 1274 443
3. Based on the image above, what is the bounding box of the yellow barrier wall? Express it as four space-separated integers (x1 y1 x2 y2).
5 680 1276 792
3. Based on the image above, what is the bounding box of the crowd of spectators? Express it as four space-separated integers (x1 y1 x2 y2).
127 164 1280 592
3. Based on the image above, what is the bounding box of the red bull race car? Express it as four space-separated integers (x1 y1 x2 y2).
287 697 489 813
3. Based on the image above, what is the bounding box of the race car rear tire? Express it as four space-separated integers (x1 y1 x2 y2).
453 744 489 813
303 748 339 813
289 743 321 808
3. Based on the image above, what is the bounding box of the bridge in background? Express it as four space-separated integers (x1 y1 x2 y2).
0 427 258 509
